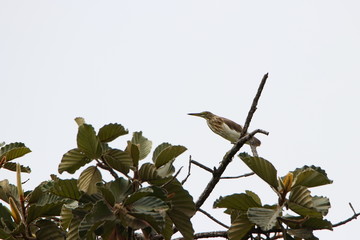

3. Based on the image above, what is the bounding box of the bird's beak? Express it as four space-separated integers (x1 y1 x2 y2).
188 112 202 117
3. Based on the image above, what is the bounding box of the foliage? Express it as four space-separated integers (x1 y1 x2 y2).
0 118 340 240
214 153 333 240
0 118 194 240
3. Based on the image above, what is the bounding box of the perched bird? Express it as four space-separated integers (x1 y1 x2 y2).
188 111 260 156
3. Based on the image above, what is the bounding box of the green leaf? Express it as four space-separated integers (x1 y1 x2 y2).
163 180 195 218
162 215 174 240
153 143 171 163
102 149 132 175
156 160 176 178
27 184 64 207
288 186 324 218
139 163 160 182
303 218 333 230
77 166 102 195
79 200 116 238
108 178 133 203
58 148 90 174
67 204 93 239
27 200 67 224
245 190 262 206
77 124 102 159
167 209 194 240
60 201 78 230
130 196 169 233
292 166 333 188
86 199 115 222
287 228 315 239
124 188 154 205
239 153 278 188
35 219 65 240
66 215 81 240
39 195 65 207
0 180 18 203
289 186 313 209
51 179 81 200
0 202 15 230
0 142 31 162
98 123 128 143
126 141 140 167
153 143 187 168
312 196 331 216
214 193 261 211
247 207 282 231
131 132 152 160
158 180 196 240
288 189 331 218
2 162 31 173
287 202 323 218
228 216 254 240
98 184 115 207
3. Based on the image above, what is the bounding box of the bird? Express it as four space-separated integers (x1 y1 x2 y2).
188 111 260 156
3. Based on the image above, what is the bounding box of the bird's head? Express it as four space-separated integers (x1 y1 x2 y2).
188 111 214 120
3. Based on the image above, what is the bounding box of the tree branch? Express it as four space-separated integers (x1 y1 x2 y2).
96 159 120 179
172 231 228 240
181 155 192 185
162 167 183 188
220 172 254 179
241 73 269 137
198 208 229 229
195 73 269 211
191 159 214 174
332 203 360 228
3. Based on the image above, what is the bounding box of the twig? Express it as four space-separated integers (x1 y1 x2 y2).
220 172 255 179
171 231 228 240
195 73 269 211
191 160 214 174
332 203 360 228
96 159 120 179
199 208 229 229
181 156 192 185
349 202 357 217
162 167 183 188
249 129 269 136
241 73 268 137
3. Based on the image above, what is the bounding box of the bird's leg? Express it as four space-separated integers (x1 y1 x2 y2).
250 145 259 157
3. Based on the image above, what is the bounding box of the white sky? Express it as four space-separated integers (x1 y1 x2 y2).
1 1 360 239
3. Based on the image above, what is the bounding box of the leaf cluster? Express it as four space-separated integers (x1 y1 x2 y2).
0 118 340 240
0 119 195 240
214 153 333 240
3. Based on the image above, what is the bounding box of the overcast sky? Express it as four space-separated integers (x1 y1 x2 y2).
1 1 360 239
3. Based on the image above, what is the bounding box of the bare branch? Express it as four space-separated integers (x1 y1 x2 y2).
249 129 269 136
241 73 269 137
220 172 254 179
172 231 228 240
161 167 183 188
181 155 192 185
199 208 229 229
191 159 214 174
332 203 360 228
195 73 269 211
349 202 357 217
